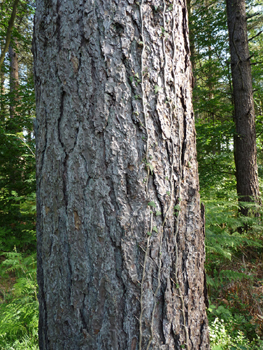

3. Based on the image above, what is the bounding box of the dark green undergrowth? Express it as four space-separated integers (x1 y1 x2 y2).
204 187 263 349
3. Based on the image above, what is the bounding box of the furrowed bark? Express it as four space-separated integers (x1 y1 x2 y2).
33 0 210 349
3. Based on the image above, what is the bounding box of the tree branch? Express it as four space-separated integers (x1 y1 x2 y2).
248 30 263 42
250 61 263 66
0 0 20 69
246 12 261 19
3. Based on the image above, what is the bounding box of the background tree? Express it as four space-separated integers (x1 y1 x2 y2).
0 0 35 252
188 0 236 195
0 0 20 69
188 0 263 345
188 0 263 202
33 0 210 349
226 0 260 214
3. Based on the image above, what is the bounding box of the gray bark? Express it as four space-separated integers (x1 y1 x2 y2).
226 0 260 212
33 0 210 349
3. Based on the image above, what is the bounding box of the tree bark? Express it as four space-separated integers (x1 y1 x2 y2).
226 0 260 213
33 0 210 349
9 38 19 119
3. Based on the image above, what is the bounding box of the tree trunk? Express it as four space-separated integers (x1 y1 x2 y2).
9 39 19 119
226 0 260 213
0 0 20 69
0 5 6 122
0 53 6 122
33 0 210 349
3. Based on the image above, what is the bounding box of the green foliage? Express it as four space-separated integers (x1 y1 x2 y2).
196 119 236 194
0 335 39 350
0 0 36 253
205 196 263 260
203 190 263 344
0 250 39 349
193 0 263 328
191 2 263 343
190 0 236 196
191 0 263 198
209 316 263 349
0 2 37 348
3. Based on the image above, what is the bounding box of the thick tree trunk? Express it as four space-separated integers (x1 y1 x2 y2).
226 0 260 213
33 0 210 349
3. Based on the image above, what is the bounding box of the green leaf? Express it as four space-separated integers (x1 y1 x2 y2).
153 226 158 233
148 201 156 208
156 211 162 216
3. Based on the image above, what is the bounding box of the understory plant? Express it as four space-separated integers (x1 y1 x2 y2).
209 315 263 350
0 250 39 349
204 187 263 348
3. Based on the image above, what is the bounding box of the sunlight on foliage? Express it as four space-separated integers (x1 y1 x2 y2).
209 317 263 349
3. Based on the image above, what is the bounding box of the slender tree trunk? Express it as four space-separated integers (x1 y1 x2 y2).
0 0 20 69
0 57 5 122
9 38 19 119
33 0 210 349
226 0 260 214
0 13 6 122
